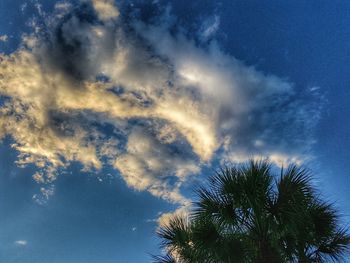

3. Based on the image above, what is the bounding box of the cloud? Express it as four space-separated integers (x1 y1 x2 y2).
14 240 27 246
200 15 220 41
0 1 321 203
32 185 55 205
91 0 119 21
0 35 8 42
114 125 199 204
157 205 191 228
54 2 73 13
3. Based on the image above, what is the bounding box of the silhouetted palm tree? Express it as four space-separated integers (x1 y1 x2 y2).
154 160 350 263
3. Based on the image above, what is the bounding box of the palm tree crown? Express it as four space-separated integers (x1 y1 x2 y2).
154 160 350 263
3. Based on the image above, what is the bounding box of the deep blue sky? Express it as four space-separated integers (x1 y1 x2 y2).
0 1 350 262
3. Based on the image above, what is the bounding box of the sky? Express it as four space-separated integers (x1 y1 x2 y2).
0 0 349 262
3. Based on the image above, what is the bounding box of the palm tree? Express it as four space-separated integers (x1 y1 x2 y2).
154 160 350 263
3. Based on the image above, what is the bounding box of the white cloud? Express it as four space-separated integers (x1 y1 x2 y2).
32 185 55 205
54 2 72 12
0 35 8 42
14 240 27 246
0 0 321 204
200 15 220 40
114 126 199 204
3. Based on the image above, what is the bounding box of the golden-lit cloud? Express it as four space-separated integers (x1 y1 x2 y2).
0 0 321 203
91 0 119 21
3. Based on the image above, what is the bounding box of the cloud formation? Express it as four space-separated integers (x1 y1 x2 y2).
14 240 27 246
0 35 8 42
0 1 321 204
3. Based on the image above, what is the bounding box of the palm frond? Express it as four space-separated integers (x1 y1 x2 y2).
152 254 177 263
312 226 350 262
154 161 350 263
157 215 191 250
274 165 314 221
193 187 238 228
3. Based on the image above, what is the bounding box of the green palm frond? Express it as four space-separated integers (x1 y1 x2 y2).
157 215 191 250
193 187 238 228
152 254 177 263
154 160 350 263
311 226 350 262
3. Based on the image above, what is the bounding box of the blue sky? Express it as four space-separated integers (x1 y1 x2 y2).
0 1 349 262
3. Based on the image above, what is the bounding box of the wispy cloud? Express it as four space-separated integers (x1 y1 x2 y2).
200 15 220 41
32 185 55 205
14 240 27 246
0 1 321 204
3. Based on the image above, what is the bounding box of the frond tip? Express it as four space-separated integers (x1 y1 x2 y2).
152 254 177 263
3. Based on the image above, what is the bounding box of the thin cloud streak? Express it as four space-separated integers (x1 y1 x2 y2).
14 240 27 246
